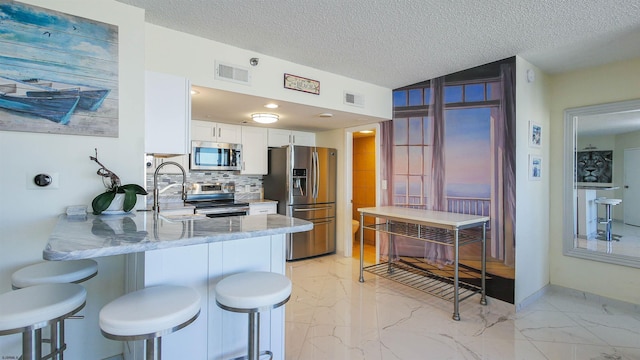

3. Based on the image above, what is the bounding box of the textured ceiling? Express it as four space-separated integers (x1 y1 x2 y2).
115 0 640 131
116 0 640 89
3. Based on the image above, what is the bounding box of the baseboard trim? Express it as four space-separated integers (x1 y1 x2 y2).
102 355 123 360
515 284 550 312
516 284 640 313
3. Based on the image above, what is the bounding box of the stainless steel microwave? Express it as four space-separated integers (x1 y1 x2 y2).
190 141 242 171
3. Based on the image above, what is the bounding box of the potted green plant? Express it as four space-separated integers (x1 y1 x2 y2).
90 149 148 215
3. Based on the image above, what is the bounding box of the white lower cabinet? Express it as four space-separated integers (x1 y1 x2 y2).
135 235 286 359
249 202 277 215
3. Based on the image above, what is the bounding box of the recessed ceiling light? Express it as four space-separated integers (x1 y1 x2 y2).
252 113 279 124
190 89 200 95
264 103 279 109
318 113 333 118
359 130 374 134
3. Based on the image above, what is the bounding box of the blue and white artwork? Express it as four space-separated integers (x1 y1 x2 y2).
0 1 118 137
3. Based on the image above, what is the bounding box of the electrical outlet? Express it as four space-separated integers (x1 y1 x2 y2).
245 184 251 192
26 172 59 189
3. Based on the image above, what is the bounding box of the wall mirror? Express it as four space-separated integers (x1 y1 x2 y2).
563 98 640 268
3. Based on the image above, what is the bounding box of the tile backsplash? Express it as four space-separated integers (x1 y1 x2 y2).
146 171 263 206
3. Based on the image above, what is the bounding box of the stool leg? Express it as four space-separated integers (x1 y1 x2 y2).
51 320 60 360
605 205 612 241
22 328 42 360
146 337 161 360
248 312 259 360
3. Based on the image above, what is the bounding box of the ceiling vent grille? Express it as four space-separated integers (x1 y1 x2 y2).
215 61 250 85
344 91 364 107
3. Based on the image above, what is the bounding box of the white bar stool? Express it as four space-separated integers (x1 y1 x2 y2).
11 259 98 359
0 283 86 360
215 271 292 360
11 259 98 289
595 198 622 241
99 285 201 360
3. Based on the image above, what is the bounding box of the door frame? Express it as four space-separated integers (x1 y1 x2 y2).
343 123 381 258
623 147 640 226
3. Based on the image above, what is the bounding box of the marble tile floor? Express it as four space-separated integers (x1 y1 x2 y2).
576 220 640 258
285 254 640 360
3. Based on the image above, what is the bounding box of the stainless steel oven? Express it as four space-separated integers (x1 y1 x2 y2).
185 183 249 218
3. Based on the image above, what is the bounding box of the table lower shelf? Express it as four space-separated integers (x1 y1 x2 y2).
363 260 482 304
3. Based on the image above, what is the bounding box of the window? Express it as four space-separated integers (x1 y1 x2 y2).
408 89 423 106
392 80 497 212
393 91 407 107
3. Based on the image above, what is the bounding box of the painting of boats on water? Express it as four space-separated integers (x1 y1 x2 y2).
0 1 118 137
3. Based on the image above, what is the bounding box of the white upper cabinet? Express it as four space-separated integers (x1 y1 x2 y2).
267 129 315 147
241 126 268 175
145 71 191 155
147 155 190 175
192 120 241 144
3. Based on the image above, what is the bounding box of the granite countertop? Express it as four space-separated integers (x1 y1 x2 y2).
43 212 312 261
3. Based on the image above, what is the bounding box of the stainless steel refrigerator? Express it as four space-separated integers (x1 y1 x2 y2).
264 145 337 260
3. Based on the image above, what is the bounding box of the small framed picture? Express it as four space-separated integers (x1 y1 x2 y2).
529 154 542 181
529 121 542 148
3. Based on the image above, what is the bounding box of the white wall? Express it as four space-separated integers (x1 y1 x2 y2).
0 1 145 358
549 57 640 304
514 57 551 306
144 24 392 121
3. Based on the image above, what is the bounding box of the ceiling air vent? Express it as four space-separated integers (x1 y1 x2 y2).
215 61 250 85
344 91 364 107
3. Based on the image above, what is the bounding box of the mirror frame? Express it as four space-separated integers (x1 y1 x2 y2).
563 98 640 268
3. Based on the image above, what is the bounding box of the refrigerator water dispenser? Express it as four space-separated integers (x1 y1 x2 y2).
292 168 307 197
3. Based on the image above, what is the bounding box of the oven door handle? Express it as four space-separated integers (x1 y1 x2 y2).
205 211 247 218
196 207 249 215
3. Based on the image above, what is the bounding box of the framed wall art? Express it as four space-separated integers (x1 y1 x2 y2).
284 73 320 95
575 150 613 186
529 121 541 148
0 1 119 137
529 154 542 181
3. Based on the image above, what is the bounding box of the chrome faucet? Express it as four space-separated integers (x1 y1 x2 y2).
153 161 187 212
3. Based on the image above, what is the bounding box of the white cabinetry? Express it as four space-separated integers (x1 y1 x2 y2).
267 129 315 147
145 71 191 155
146 155 190 174
249 202 277 215
577 189 598 239
192 119 241 144
241 126 268 175
139 235 286 360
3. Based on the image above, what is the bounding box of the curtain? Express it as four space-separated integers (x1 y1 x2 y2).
500 63 517 267
424 76 453 265
379 120 395 260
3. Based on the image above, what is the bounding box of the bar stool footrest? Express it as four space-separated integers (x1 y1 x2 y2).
230 350 273 360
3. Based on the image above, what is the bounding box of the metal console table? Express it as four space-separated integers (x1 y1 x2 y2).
358 206 489 321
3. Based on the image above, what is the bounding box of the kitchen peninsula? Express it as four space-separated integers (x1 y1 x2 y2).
44 212 312 360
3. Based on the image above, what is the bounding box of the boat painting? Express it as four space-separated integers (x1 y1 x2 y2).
22 79 110 111
0 1 118 137
0 80 80 125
